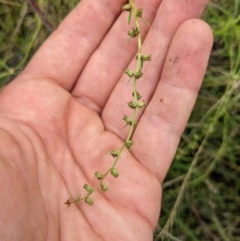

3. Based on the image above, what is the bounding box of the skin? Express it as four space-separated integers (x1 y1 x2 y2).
0 0 213 240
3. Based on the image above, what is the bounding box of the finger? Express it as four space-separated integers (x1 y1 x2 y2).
22 0 126 90
131 19 213 182
102 0 209 137
71 0 162 113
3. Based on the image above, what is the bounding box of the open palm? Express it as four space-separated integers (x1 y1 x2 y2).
0 0 212 240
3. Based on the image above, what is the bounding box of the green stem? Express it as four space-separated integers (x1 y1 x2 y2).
66 0 147 206
126 108 137 141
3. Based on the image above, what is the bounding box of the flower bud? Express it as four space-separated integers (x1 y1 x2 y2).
64 197 74 206
134 70 143 79
83 184 93 193
125 68 134 77
75 194 81 204
85 197 93 205
122 3 132 11
136 8 143 17
128 26 140 38
132 91 142 100
128 101 138 109
110 150 119 158
136 54 151 68
123 116 136 127
101 184 108 192
111 168 119 178
94 171 103 180
125 140 134 149
141 54 151 61
138 101 147 108
123 115 131 124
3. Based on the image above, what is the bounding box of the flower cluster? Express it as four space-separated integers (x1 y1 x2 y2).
65 0 151 206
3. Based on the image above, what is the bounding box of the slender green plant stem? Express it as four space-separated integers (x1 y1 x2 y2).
66 0 150 206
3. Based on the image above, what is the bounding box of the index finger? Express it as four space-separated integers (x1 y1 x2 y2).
22 0 126 90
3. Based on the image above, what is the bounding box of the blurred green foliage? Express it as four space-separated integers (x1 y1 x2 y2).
157 1 240 240
0 0 79 85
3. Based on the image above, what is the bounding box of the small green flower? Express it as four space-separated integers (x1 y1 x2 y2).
141 54 151 61
110 150 119 158
132 91 142 100
125 140 134 149
111 168 119 178
128 101 138 109
134 70 143 79
94 171 103 180
138 100 147 108
83 184 93 193
125 68 134 77
75 194 81 204
123 115 137 127
101 184 108 192
128 26 140 38
122 3 132 11
136 8 143 17
123 115 132 125
85 197 93 205
136 54 151 68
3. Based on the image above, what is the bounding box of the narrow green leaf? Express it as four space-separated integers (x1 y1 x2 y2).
128 9 132 25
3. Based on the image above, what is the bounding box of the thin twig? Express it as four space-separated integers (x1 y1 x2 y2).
27 0 54 32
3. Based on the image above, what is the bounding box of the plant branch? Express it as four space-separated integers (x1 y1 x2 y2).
65 0 150 206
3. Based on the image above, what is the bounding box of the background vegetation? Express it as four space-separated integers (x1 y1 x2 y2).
0 0 239 240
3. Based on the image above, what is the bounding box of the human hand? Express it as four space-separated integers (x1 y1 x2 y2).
0 0 212 240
